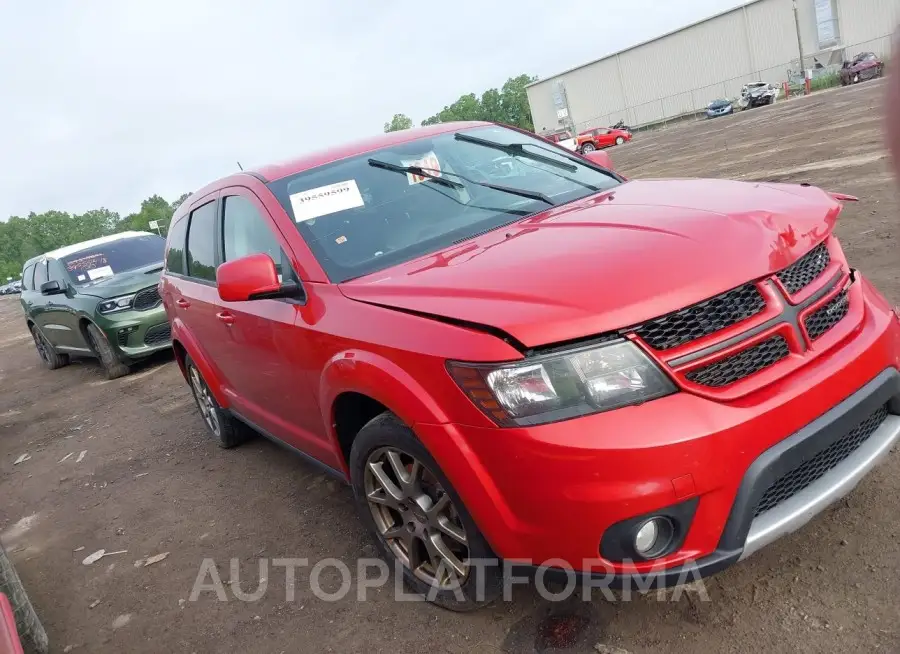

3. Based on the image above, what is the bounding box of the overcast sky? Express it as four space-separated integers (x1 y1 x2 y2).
0 0 747 220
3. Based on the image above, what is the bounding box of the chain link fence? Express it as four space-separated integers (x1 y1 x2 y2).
569 35 894 134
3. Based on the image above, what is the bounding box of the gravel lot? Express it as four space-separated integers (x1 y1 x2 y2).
1 79 898 654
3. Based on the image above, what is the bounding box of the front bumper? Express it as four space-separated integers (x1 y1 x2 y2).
99 304 171 361
415 282 900 584
706 107 732 117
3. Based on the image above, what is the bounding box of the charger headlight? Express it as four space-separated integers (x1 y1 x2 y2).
448 340 676 426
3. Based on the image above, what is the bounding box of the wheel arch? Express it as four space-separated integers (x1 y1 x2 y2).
321 350 451 470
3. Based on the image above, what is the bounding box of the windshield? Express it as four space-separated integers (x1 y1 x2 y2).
61 234 166 286
267 125 620 282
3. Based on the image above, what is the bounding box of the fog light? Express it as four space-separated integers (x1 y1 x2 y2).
634 520 660 554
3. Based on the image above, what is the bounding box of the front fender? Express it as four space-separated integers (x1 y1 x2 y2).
170 316 229 408
319 350 451 430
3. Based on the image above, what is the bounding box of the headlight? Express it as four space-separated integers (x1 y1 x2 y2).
98 294 135 314
448 340 676 426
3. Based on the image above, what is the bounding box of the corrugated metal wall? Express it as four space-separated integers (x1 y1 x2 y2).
527 0 900 133
838 0 900 56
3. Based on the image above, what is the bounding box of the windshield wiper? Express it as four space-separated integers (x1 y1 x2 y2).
454 132 578 172
367 159 464 190
368 159 554 206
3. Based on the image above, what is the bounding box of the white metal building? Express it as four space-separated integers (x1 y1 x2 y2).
527 0 900 132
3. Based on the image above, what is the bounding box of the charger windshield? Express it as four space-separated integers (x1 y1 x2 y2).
267 125 620 282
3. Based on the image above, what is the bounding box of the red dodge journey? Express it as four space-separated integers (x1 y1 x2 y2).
161 122 900 609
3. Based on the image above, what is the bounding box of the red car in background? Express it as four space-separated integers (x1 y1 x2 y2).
840 52 885 85
576 126 632 153
161 121 900 610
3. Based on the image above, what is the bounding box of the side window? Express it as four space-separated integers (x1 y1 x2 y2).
222 195 298 284
186 201 217 282
22 264 35 291
32 261 49 289
166 216 188 275
48 260 67 284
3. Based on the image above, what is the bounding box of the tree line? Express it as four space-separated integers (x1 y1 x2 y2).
384 74 539 133
0 193 190 281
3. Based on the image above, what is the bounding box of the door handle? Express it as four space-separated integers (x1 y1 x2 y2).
176 298 191 309
216 311 235 326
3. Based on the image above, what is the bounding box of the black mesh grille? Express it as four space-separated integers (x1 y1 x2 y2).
117 331 129 347
754 405 889 517
776 242 830 295
143 323 171 346
804 289 849 340
685 335 789 387
133 286 162 311
635 283 766 350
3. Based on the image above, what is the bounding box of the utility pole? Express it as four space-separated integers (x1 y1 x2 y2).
792 0 805 73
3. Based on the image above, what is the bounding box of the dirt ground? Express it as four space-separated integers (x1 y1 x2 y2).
2 79 899 654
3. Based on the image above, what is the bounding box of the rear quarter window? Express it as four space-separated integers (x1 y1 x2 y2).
186 201 218 282
21 264 35 290
166 216 188 275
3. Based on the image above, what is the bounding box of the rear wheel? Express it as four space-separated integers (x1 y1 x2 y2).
29 324 69 370
580 142 595 153
185 355 248 448
85 323 130 379
350 413 502 611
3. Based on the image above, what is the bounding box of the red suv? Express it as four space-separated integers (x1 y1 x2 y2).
161 122 900 610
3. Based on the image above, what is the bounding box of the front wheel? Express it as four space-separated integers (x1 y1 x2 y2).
350 413 502 611
615 136 625 145
85 323 130 379
580 142 595 153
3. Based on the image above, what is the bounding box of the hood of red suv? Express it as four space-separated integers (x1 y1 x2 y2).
340 179 844 348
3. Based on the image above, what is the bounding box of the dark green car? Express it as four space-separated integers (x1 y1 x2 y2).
20 231 172 379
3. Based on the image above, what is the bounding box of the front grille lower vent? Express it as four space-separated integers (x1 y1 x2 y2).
754 405 889 517
635 283 766 351
685 335 789 387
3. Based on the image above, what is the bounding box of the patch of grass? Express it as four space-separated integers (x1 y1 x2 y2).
810 72 841 91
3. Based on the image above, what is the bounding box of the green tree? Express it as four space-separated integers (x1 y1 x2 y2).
383 113 414 132
413 74 539 130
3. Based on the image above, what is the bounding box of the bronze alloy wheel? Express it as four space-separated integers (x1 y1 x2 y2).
364 446 470 588
189 366 221 437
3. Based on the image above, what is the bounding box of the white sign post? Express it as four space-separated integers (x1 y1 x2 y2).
148 220 161 236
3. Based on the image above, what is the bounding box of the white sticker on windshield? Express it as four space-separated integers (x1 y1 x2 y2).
401 152 442 185
289 180 365 222
87 265 114 281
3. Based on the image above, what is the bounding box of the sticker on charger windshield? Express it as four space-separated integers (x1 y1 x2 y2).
87 265 114 280
401 152 441 185
289 180 364 222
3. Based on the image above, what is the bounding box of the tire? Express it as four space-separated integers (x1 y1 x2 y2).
29 324 69 370
85 322 130 379
615 136 625 145
580 142 595 153
184 355 249 448
350 413 502 611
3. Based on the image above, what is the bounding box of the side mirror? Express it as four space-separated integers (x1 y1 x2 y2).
40 280 65 295
584 150 615 172
217 253 282 302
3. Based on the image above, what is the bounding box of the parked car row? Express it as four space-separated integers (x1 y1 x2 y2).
0 281 21 295
21 122 900 612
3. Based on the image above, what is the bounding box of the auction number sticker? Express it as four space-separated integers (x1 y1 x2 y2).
401 152 442 185
289 180 365 223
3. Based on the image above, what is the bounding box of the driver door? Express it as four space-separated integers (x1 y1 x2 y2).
212 187 327 459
